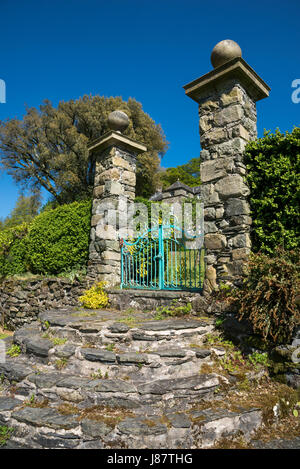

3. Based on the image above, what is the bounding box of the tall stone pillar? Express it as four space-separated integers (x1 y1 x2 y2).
183 40 270 290
87 111 147 286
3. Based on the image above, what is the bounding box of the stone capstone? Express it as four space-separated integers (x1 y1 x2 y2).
211 39 242 68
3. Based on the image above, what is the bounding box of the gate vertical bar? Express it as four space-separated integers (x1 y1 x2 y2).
121 245 124 289
158 224 164 289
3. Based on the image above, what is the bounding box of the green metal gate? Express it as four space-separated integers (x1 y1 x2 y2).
120 224 204 291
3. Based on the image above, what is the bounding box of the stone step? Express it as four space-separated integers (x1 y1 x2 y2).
11 336 216 385
0 393 262 449
0 307 266 449
37 309 214 346
11 311 214 382
1 356 221 405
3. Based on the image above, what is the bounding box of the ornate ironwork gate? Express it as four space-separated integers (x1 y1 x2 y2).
120 224 204 291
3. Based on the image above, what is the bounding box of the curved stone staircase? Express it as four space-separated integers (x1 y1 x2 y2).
0 308 263 449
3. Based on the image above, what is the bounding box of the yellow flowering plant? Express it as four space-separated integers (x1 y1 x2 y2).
78 281 109 309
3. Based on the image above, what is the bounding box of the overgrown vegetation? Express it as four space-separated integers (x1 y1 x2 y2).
0 327 13 340
42 333 67 346
77 404 134 427
0 426 13 447
154 301 192 320
6 344 21 357
198 377 300 448
55 358 68 370
202 333 270 379
219 248 300 345
245 128 300 254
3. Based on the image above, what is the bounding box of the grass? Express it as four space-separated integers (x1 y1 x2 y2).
77 405 134 427
105 343 115 351
71 311 98 318
0 327 13 340
42 333 67 346
23 395 49 408
154 301 192 320
116 314 138 328
191 376 300 424
0 426 13 447
90 369 109 379
55 358 68 370
210 383 300 449
200 333 271 379
57 403 79 415
6 344 21 357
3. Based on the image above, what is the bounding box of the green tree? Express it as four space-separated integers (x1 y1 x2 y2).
0 96 167 203
159 157 200 189
245 128 300 253
1 192 41 229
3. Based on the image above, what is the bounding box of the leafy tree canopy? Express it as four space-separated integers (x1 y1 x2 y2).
0 96 168 203
159 157 200 189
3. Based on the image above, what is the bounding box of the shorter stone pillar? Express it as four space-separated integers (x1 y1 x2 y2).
87 111 147 286
183 40 270 290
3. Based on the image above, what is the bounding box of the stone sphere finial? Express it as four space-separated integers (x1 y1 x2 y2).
211 39 242 68
107 110 129 133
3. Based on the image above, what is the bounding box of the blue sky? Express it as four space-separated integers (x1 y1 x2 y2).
0 0 299 219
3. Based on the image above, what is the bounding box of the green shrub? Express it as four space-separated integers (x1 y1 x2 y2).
245 128 300 254
0 223 29 277
27 199 91 275
224 248 300 345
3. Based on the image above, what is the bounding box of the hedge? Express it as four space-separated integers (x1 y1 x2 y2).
0 200 92 277
245 127 300 254
0 223 29 277
27 199 92 274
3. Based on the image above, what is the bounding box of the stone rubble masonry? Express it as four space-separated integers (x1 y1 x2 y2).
199 83 256 290
0 278 88 330
184 57 270 291
0 277 231 330
87 131 147 286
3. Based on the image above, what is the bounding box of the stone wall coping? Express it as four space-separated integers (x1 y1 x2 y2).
88 131 147 155
106 288 202 299
183 57 270 103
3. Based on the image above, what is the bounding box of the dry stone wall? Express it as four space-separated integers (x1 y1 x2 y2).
0 278 87 329
0 278 227 331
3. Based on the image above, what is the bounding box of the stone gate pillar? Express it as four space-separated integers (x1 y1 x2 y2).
87 111 147 286
183 40 270 291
